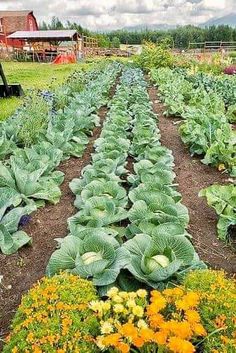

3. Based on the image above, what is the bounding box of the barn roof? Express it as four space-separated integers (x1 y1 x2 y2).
0 10 33 18
7 30 79 42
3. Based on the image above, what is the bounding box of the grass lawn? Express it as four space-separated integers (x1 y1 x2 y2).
0 61 91 121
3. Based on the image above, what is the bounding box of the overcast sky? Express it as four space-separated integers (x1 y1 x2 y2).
1 0 234 30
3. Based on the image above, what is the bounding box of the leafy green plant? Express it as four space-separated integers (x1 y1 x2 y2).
138 42 174 72
46 233 130 289
199 184 236 242
124 233 204 289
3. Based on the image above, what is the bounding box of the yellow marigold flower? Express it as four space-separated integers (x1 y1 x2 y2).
218 163 226 171
176 292 199 311
97 336 106 350
12 348 18 353
113 295 123 303
89 300 102 312
185 310 200 324
26 332 34 343
191 323 207 337
136 289 147 298
132 305 144 318
119 291 129 299
32 345 42 353
114 304 125 313
126 299 136 309
137 319 148 329
57 350 66 353
101 321 114 334
107 287 119 298
167 336 195 353
128 292 137 299
102 301 111 312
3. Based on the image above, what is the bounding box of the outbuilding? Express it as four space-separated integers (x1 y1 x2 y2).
0 10 38 47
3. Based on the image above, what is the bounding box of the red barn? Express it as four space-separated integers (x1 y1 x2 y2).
0 10 38 47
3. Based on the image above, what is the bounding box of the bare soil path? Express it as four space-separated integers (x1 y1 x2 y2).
0 79 119 342
148 84 236 274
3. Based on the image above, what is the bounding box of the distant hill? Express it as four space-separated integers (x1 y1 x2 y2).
120 14 236 32
202 13 236 27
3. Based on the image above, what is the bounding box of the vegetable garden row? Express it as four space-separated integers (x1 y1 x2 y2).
151 68 236 243
0 62 235 353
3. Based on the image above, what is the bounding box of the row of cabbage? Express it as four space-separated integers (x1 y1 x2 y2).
0 62 121 255
47 67 205 294
150 68 236 177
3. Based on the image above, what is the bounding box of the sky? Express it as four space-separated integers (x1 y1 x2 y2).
0 0 234 30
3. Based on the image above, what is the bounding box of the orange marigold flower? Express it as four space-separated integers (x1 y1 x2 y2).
132 336 145 348
168 321 193 340
117 342 130 353
153 331 168 345
119 323 138 340
139 327 155 342
102 333 122 346
176 292 199 311
149 313 165 329
167 336 195 353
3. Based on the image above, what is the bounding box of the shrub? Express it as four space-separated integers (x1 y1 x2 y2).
224 65 236 75
3 273 100 353
184 270 236 353
138 42 174 72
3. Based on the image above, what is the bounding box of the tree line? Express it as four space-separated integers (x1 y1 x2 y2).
40 17 236 49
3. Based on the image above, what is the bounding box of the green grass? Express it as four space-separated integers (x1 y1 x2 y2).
0 61 91 121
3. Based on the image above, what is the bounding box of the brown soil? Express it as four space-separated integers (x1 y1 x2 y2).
147 84 236 274
0 79 119 342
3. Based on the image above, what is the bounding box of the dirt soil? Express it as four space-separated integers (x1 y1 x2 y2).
0 79 119 343
148 84 236 274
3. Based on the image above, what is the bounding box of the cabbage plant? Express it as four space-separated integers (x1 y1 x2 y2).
124 233 204 288
47 233 130 287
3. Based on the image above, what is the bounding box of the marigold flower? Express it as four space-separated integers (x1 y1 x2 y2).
102 333 122 346
132 305 144 317
137 319 148 329
149 313 164 329
117 342 130 353
132 336 144 348
153 331 167 345
136 289 147 298
126 299 136 309
167 336 195 353
113 295 123 303
168 321 193 340
114 304 125 314
12 348 18 353
101 321 114 334
120 323 138 340
139 327 155 342
191 323 207 337
185 310 200 324
107 287 119 298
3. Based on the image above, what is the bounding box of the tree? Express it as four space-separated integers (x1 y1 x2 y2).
111 36 121 48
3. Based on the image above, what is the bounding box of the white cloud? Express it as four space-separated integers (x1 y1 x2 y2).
0 0 234 30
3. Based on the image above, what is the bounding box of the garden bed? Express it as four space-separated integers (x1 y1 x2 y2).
147 84 236 274
0 80 118 343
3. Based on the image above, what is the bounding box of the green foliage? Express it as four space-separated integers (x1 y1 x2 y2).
138 42 174 71
199 184 236 242
3 273 99 353
111 36 121 48
184 270 236 353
